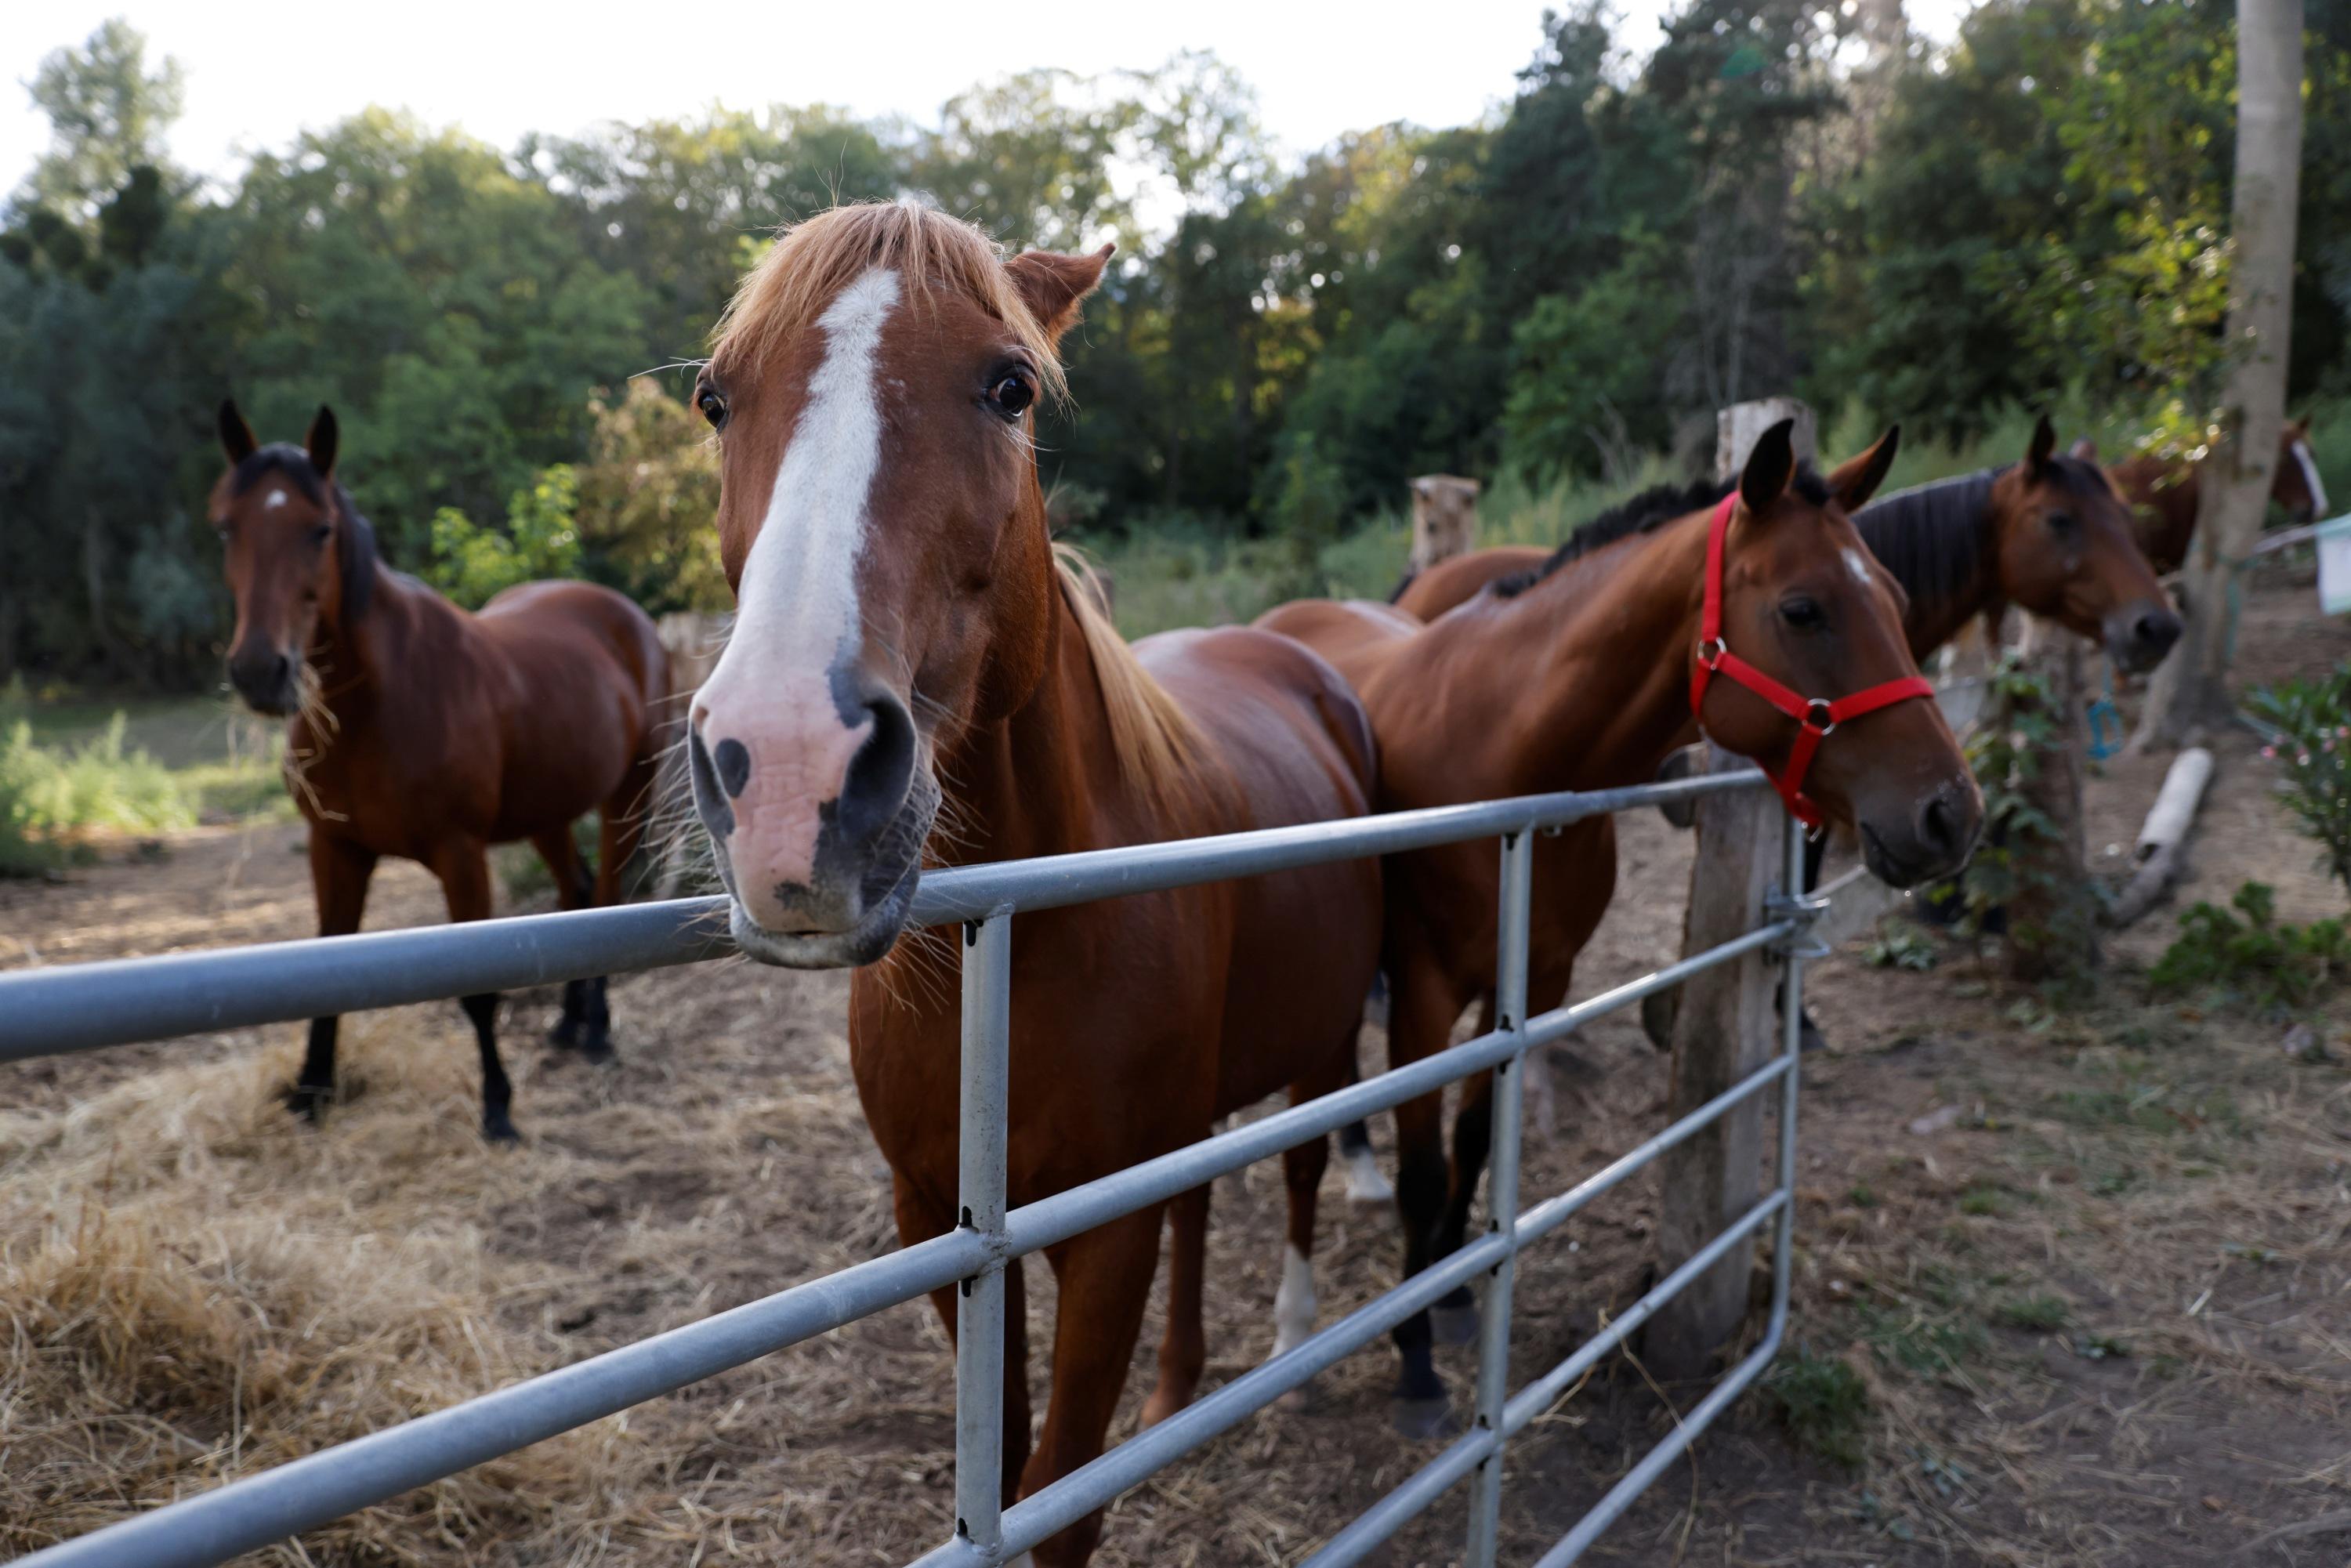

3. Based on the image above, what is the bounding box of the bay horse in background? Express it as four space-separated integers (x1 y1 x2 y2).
683 202 1382 1566
1259 422 1982 1434
1361 413 2172 1098
2083 418 2326 574
213 402 672 1141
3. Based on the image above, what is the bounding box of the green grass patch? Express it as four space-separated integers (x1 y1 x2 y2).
1858 1305 1988 1375
1993 1293 2070 1331
1957 1181 2009 1218
1763 1347 1871 1470
1 716 198 873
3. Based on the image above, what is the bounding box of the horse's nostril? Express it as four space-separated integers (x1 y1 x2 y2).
712 737 752 797
1920 795 1958 857
2137 612 2182 652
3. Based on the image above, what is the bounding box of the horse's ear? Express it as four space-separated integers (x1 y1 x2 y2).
2068 436 2100 462
306 405 339 479
219 399 257 465
1006 243 1114 344
2027 413 2057 474
336 507 377 625
1738 418 1797 517
1828 423 1900 512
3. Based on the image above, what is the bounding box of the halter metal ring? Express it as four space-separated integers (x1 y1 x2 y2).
1698 637 1728 668
1803 698 1837 735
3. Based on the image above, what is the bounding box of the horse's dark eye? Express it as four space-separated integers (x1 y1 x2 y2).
987 371 1034 418
1780 597 1825 631
696 388 726 428
2046 511 2077 534
308 523 331 547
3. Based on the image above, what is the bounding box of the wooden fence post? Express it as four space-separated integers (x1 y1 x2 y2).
1646 399 1813 1379
1407 475 1481 573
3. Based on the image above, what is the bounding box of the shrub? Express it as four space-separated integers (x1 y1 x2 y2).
2248 666 2351 897
0 716 197 874
428 465 583 610
1762 1347 1871 1470
2150 881 2351 1015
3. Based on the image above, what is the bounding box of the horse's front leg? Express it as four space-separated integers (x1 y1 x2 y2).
431 838 517 1143
1025 1204 1165 1566
289 829 376 1121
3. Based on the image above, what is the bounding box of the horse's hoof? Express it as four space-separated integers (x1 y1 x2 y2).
577 1033 616 1067
1391 1393 1458 1440
548 1016 581 1048
283 1085 329 1123
1430 1289 1480 1347
483 1114 521 1145
1799 1018 1829 1054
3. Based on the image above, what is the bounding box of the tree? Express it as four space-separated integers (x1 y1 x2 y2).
2138 0 2309 744
16 19 184 223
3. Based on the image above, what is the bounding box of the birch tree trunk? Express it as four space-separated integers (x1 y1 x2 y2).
2136 0 2306 746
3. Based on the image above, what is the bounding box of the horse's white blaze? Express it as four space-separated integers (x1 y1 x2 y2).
1842 546 1874 587
2294 438 2329 517
694 266 900 902
1271 1242 1317 1359
1342 1144 1394 1206
263 487 288 510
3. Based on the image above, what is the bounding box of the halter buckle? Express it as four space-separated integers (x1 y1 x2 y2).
1698 637 1728 669
1803 698 1837 735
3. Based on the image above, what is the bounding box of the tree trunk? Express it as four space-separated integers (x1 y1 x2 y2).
2005 643 2097 980
2135 0 2305 748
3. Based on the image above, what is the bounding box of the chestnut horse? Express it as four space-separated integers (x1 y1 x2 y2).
1259 423 1982 1432
213 402 671 1141
683 203 1382 1566
2089 419 2326 573
1396 418 2179 671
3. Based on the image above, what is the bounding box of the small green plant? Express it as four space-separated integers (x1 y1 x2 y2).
1858 1305 1987 1375
1955 654 2099 980
0 716 196 873
2249 667 2351 896
1762 1346 1871 1470
1993 1293 2070 1331
2150 881 2351 1015
1957 1180 2008 1217
1849 1182 1878 1209
1863 920 1938 972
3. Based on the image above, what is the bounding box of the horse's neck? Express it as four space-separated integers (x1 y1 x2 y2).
1856 473 2001 661
931 586 1128 869
1442 517 1708 795
307 563 407 726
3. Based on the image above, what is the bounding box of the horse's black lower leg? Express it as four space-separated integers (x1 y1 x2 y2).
286 1014 339 1121
1796 834 1828 1052
463 993 518 1143
1388 1134 1451 1434
578 976 614 1063
1428 1077 1494 1345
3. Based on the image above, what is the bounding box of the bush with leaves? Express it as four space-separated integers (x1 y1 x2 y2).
2150 882 2351 1016
0 715 195 874
2249 665 2351 897
426 466 583 610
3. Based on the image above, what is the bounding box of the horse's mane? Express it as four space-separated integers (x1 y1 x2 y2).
230 444 330 506
711 199 1067 400
1853 468 2001 610
1489 466 1835 600
1052 545 1215 827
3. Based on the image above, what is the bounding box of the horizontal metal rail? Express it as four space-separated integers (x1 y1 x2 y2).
0 771 1758 1063
8 768 1813 1568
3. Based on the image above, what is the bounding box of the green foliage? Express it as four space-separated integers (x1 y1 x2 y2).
426 467 583 610
1763 1348 1871 1470
1863 921 1939 972
1994 1293 2070 1331
2248 667 2351 896
0 714 196 871
1953 655 2099 969
2150 882 2351 1015
575 381 726 613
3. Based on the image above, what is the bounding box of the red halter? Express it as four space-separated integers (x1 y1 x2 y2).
1687 493 1935 830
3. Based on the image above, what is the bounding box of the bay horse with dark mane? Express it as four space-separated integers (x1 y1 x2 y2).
1396 417 2180 670
1259 422 1982 1432
212 402 671 1141
2084 418 2326 574
683 203 1381 1566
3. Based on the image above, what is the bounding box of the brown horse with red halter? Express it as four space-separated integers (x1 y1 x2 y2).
1259 422 1982 1433
1396 417 2181 673
212 403 671 1141
683 203 1382 1566
2087 418 2327 574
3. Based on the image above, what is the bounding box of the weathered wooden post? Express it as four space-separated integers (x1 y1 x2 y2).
1646 400 1811 1380
1407 475 1481 574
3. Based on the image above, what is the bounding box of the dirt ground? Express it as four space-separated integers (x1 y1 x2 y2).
5 567 2351 1567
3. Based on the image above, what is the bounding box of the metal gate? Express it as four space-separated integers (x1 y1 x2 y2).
0 769 1823 1568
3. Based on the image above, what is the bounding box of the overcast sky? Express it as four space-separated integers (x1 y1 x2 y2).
3 0 1977 197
